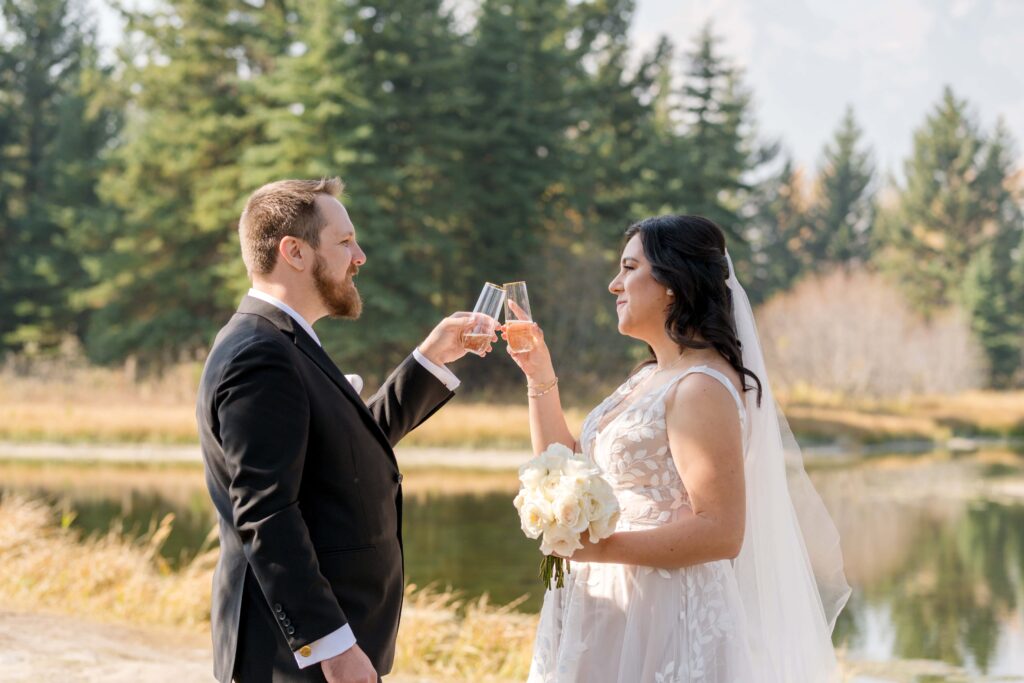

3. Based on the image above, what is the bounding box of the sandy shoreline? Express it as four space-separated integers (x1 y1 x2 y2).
4 610 1012 683
0 610 212 682
0 610 435 682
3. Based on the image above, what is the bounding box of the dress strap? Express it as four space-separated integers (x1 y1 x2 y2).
659 365 747 424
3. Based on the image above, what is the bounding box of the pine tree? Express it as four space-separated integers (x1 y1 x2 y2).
567 1 669 231
746 157 810 302
0 0 116 352
961 121 1024 387
676 23 772 265
876 87 1004 313
333 0 471 369
454 0 586 287
84 0 289 367
812 105 875 267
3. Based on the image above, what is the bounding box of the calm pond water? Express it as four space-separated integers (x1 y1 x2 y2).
2 450 1023 678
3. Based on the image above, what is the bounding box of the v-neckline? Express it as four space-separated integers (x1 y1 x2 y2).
592 365 666 438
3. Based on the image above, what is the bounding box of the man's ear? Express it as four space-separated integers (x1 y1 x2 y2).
277 236 308 271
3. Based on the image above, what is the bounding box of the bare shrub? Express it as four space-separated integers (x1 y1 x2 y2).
755 267 986 398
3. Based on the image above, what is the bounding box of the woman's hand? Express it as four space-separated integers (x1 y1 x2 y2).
501 301 555 383
503 322 554 381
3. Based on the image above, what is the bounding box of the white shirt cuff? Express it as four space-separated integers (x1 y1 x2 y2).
413 348 461 391
293 623 357 669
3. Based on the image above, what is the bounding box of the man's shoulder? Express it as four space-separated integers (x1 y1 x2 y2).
205 314 296 374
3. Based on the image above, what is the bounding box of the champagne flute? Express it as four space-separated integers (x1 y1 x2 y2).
503 281 535 353
463 282 505 356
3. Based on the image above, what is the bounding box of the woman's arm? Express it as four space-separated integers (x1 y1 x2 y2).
504 323 576 454
569 374 746 568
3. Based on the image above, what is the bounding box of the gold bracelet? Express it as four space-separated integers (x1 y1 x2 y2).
527 376 559 398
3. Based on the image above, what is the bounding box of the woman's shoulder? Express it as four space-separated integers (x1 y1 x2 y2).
664 362 745 421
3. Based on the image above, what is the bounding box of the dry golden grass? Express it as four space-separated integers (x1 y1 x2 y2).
0 494 215 628
0 360 200 443
0 361 586 447
0 493 535 682
779 389 1024 443
0 401 199 443
2 357 1021 447
391 404 586 449
396 587 536 681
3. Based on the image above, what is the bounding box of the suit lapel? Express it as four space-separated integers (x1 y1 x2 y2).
236 296 396 460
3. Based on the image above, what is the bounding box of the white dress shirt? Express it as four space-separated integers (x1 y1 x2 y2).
245 288 459 667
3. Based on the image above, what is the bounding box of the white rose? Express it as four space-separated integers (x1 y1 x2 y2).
537 450 568 472
551 492 589 534
519 495 553 540
584 478 621 542
541 443 575 461
540 471 564 501
540 526 583 557
518 458 547 490
592 476 618 504
581 491 602 520
588 508 620 543
559 458 595 492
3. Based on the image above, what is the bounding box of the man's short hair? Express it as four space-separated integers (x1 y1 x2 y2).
238 177 344 275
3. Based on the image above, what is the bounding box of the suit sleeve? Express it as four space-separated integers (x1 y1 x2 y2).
215 339 347 651
366 353 455 447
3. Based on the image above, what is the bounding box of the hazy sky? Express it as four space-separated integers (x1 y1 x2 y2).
631 0 1024 176
92 0 1024 176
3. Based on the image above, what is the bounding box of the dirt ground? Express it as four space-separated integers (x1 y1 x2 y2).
0 610 432 683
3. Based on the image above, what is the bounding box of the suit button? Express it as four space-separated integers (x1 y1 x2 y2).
282 618 291 627
286 626 295 635
396 473 404 484
299 645 312 658
353 477 359 483
278 612 286 621
273 603 283 613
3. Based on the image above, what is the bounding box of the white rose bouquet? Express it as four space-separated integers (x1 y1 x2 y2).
513 443 621 589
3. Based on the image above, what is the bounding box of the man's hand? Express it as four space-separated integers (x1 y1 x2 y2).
418 312 498 365
321 644 377 683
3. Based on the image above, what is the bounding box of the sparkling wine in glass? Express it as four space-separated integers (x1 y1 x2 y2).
503 281 535 353
464 282 505 356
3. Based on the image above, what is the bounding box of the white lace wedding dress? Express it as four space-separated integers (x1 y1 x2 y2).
527 364 758 683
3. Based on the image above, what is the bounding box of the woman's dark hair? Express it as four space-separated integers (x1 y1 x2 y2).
624 214 763 406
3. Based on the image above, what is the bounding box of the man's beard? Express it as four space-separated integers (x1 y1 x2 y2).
313 252 362 320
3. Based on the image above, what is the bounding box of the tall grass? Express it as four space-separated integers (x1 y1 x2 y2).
0 493 535 682
0 494 215 627
396 588 536 681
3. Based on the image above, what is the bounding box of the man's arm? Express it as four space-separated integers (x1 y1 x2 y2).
366 353 455 446
364 312 493 445
216 339 347 654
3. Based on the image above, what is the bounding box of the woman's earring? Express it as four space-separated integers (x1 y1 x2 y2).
666 289 674 296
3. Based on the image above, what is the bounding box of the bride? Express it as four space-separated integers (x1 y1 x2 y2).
504 215 850 682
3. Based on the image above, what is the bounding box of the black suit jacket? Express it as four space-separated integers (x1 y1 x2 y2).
196 296 453 682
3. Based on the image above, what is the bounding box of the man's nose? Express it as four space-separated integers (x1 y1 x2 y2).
353 244 367 266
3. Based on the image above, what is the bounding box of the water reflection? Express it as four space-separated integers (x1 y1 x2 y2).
402 491 545 610
2 454 1023 675
859 500 1024 670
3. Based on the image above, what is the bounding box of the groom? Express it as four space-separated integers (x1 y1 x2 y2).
196 178 492 683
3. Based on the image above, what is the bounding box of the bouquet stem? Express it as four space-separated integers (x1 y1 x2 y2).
540 555 571 589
